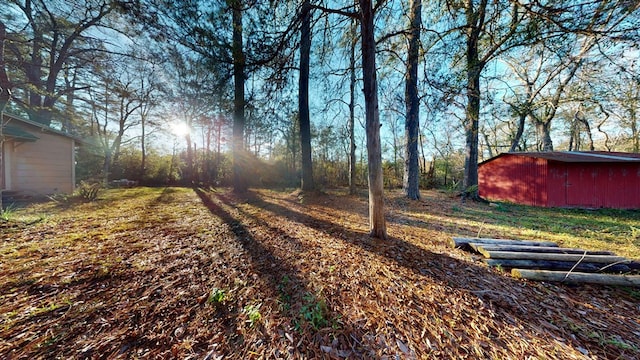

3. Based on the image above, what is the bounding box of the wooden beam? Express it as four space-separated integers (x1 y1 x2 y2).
470 244 615 256
485 259 630 273
451 237 558 249
512 269 640 287
481 251 627 263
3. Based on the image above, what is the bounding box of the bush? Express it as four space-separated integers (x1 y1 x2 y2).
76 181 101 201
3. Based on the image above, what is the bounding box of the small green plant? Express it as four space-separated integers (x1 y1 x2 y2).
300 293 328 330
76 181 101 201
445 180 460 194
277 276 291 311
0 203 16 221
207 288 227 305
606 337 638 351
243 303 262 327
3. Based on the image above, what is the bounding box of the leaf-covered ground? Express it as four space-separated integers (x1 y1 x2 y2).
1 187 639 359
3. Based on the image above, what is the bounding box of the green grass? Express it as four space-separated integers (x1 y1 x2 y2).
452 201 640 259
1 203 17 221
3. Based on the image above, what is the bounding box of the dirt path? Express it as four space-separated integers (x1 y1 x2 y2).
1 187 639 359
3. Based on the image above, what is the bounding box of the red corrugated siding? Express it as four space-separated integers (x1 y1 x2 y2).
558 163 640 209
546 162 566 207
598 163 640 209
480 154 640 209
479 154 547 206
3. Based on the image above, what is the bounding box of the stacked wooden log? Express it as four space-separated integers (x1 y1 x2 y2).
452 237 640 287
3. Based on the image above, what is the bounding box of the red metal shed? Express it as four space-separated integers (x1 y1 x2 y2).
478 152 640 209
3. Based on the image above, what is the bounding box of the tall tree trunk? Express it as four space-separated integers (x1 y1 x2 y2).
631 106 638 153
509 80 532 152
575 111 594 151
482 130 494 158
0 21 10 110
299 0 314 191
509 112 527 152
462 0 486 197
463 60 482 193
404 0 421 200
535 119 554 151
216 119 222 181
185 133 194 184
0 22 10 209
359 0 387 239
536 59 583 153
27 31 44 124
230 0 247 193
349 19 357 195
419 132 427 173
140 112 146 181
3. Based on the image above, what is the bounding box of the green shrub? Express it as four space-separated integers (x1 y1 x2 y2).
76 181 101 201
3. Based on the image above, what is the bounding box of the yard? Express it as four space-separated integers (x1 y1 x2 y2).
1 187 639 359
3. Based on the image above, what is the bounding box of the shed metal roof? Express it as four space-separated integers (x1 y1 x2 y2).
482 151 640 164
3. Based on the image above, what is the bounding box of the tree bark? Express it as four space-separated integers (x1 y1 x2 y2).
298 0 314 192
508 80 533 152
0 22 8 211
230 0 247 193
631 106 638 153
140 111 146 181
462 0 487 196
463 61 482 192
535 119 554 151
359 0 387 239
509 112 527 152
0 21 10 109
349 19 357 195
403 0 421 200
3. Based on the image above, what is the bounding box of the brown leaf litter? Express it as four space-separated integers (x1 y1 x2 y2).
1 187 639 359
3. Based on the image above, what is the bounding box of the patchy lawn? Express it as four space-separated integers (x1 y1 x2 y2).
1 187 639 359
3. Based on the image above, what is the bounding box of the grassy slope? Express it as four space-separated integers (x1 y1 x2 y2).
1 187 639 359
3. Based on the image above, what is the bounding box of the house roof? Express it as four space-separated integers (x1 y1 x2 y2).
2 112 82 142
2 124 39 142
481 151 640 164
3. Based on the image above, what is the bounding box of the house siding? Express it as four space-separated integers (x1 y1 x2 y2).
7 125 75 194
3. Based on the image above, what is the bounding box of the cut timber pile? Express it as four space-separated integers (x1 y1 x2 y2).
452 237 640 287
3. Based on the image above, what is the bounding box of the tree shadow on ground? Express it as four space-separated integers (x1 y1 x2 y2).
194 188 366 358
241 190 505 291
233 189 640 358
